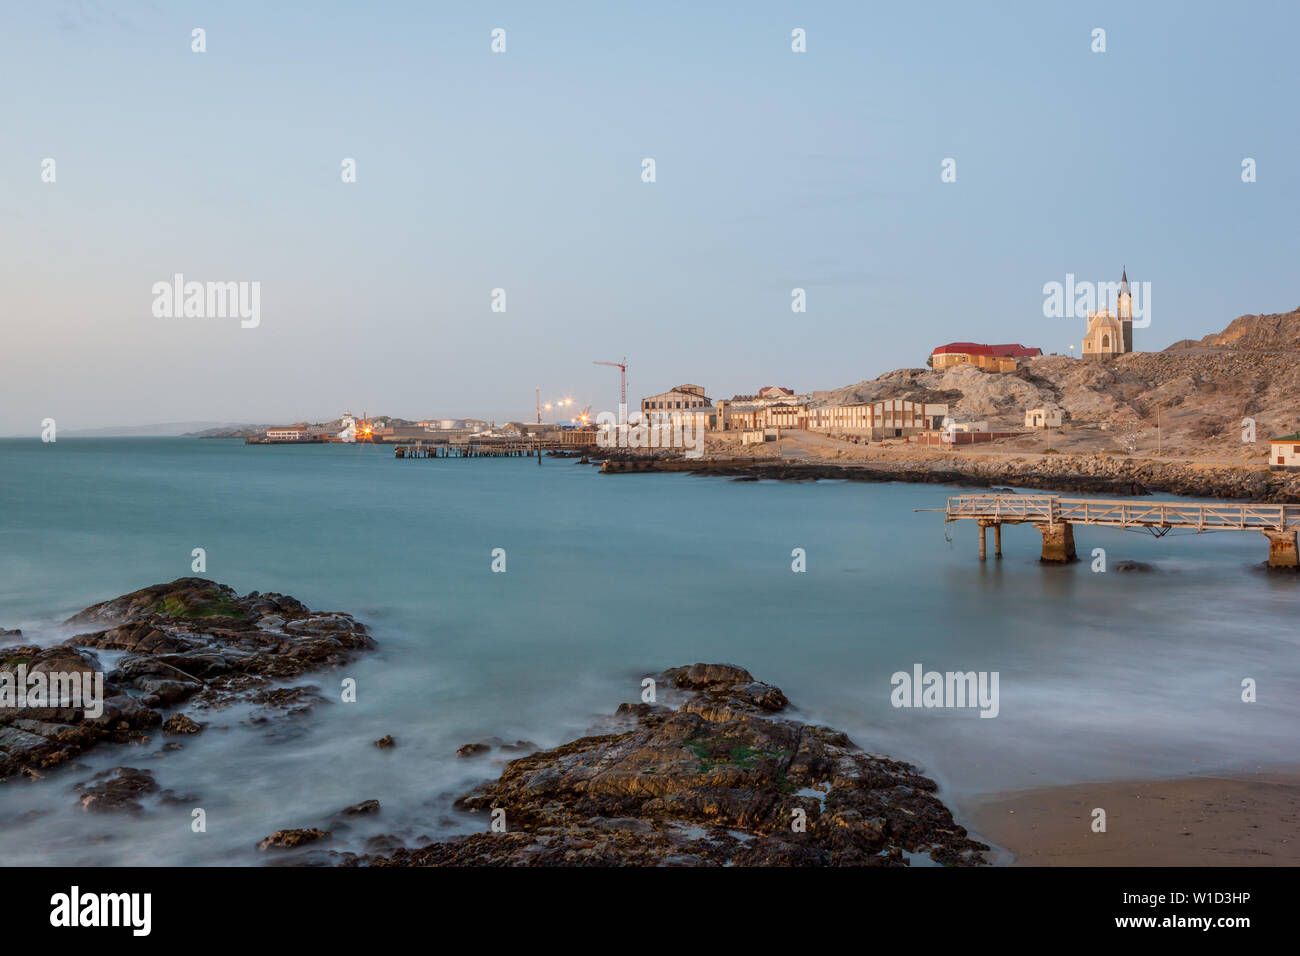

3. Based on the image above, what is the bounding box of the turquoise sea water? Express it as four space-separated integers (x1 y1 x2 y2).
1 438 1297 865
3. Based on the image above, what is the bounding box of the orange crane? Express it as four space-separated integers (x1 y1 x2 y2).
593 357 628 424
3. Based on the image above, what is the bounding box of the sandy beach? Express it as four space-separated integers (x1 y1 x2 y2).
967 772 1300 866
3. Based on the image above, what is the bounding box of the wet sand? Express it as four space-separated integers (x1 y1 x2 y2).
967 772 1300 866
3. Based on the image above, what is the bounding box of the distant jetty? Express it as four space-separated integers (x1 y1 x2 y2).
592 453 1300 505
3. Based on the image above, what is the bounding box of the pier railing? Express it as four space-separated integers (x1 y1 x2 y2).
945 494 1299 532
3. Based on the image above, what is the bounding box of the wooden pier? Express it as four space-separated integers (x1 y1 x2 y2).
394 437 595 459
929 494 1300 567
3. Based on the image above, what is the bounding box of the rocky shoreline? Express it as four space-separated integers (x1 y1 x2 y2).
0 578 373 782
598 451 1300 503
6 599 988 866
341 663 987 866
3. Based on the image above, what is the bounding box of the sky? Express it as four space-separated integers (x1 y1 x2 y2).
2 0 1298 433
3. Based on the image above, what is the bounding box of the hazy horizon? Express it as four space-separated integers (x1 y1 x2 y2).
4 0 1298 436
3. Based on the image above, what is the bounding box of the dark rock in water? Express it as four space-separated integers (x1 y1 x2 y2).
265 848 358 867
0 578 373 782
73 766 194 814
369 663 989 867
244 686 325 724
341 799 380 816
0 628 22 639
499 740 538 754
364 834 405 855
162 713 202 735
75 767 159 814
1113 560 1155 572
373 735 396 750
258 828 330 851
456 738 538 758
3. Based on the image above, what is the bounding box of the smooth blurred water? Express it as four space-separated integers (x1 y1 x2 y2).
1 438 1297 865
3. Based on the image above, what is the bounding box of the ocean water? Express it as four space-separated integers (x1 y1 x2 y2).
1 437 1297 865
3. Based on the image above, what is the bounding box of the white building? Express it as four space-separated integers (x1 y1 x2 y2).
1269 433 1300 471
807 400 948 439
1025 407 1063 428
266 427 306 441
337 415 357 443
640 384 711 419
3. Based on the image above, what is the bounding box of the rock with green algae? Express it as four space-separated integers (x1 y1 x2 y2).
0 578 373 782
364 663 989 867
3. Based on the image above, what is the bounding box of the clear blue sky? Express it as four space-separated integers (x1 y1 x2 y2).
2 0 1297 432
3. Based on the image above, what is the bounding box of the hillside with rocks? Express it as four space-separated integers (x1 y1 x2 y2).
814 308 1300 456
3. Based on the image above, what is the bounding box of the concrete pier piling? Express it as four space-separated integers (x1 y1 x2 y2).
1264 529 1299 569
976 521 1004 561
1038 521 1078 563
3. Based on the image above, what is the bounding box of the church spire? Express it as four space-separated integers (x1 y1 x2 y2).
1118 266 1134 354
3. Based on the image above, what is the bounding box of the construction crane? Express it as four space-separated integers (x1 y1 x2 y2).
593 357 628 425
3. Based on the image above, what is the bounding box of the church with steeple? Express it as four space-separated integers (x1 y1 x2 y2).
1082 268 1134 359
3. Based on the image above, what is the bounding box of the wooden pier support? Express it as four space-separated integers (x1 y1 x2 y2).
1037 521 1077 563
978 522 987 561
994 523 1002 559
1264 529 1299 569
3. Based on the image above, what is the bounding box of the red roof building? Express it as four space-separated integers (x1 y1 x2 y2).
931 343 1042 358
930 342 1041 371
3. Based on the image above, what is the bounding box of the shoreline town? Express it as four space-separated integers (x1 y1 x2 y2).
232 292 1300 552
238 285 1300 479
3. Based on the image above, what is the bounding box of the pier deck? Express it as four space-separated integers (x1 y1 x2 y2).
932 494 1300 567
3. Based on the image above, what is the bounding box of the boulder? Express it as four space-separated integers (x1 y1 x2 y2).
258 828 330 851
75 767 160 814
161 713 203 735
371 664 989 867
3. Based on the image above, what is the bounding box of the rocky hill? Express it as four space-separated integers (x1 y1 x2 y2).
814 308 1300 453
